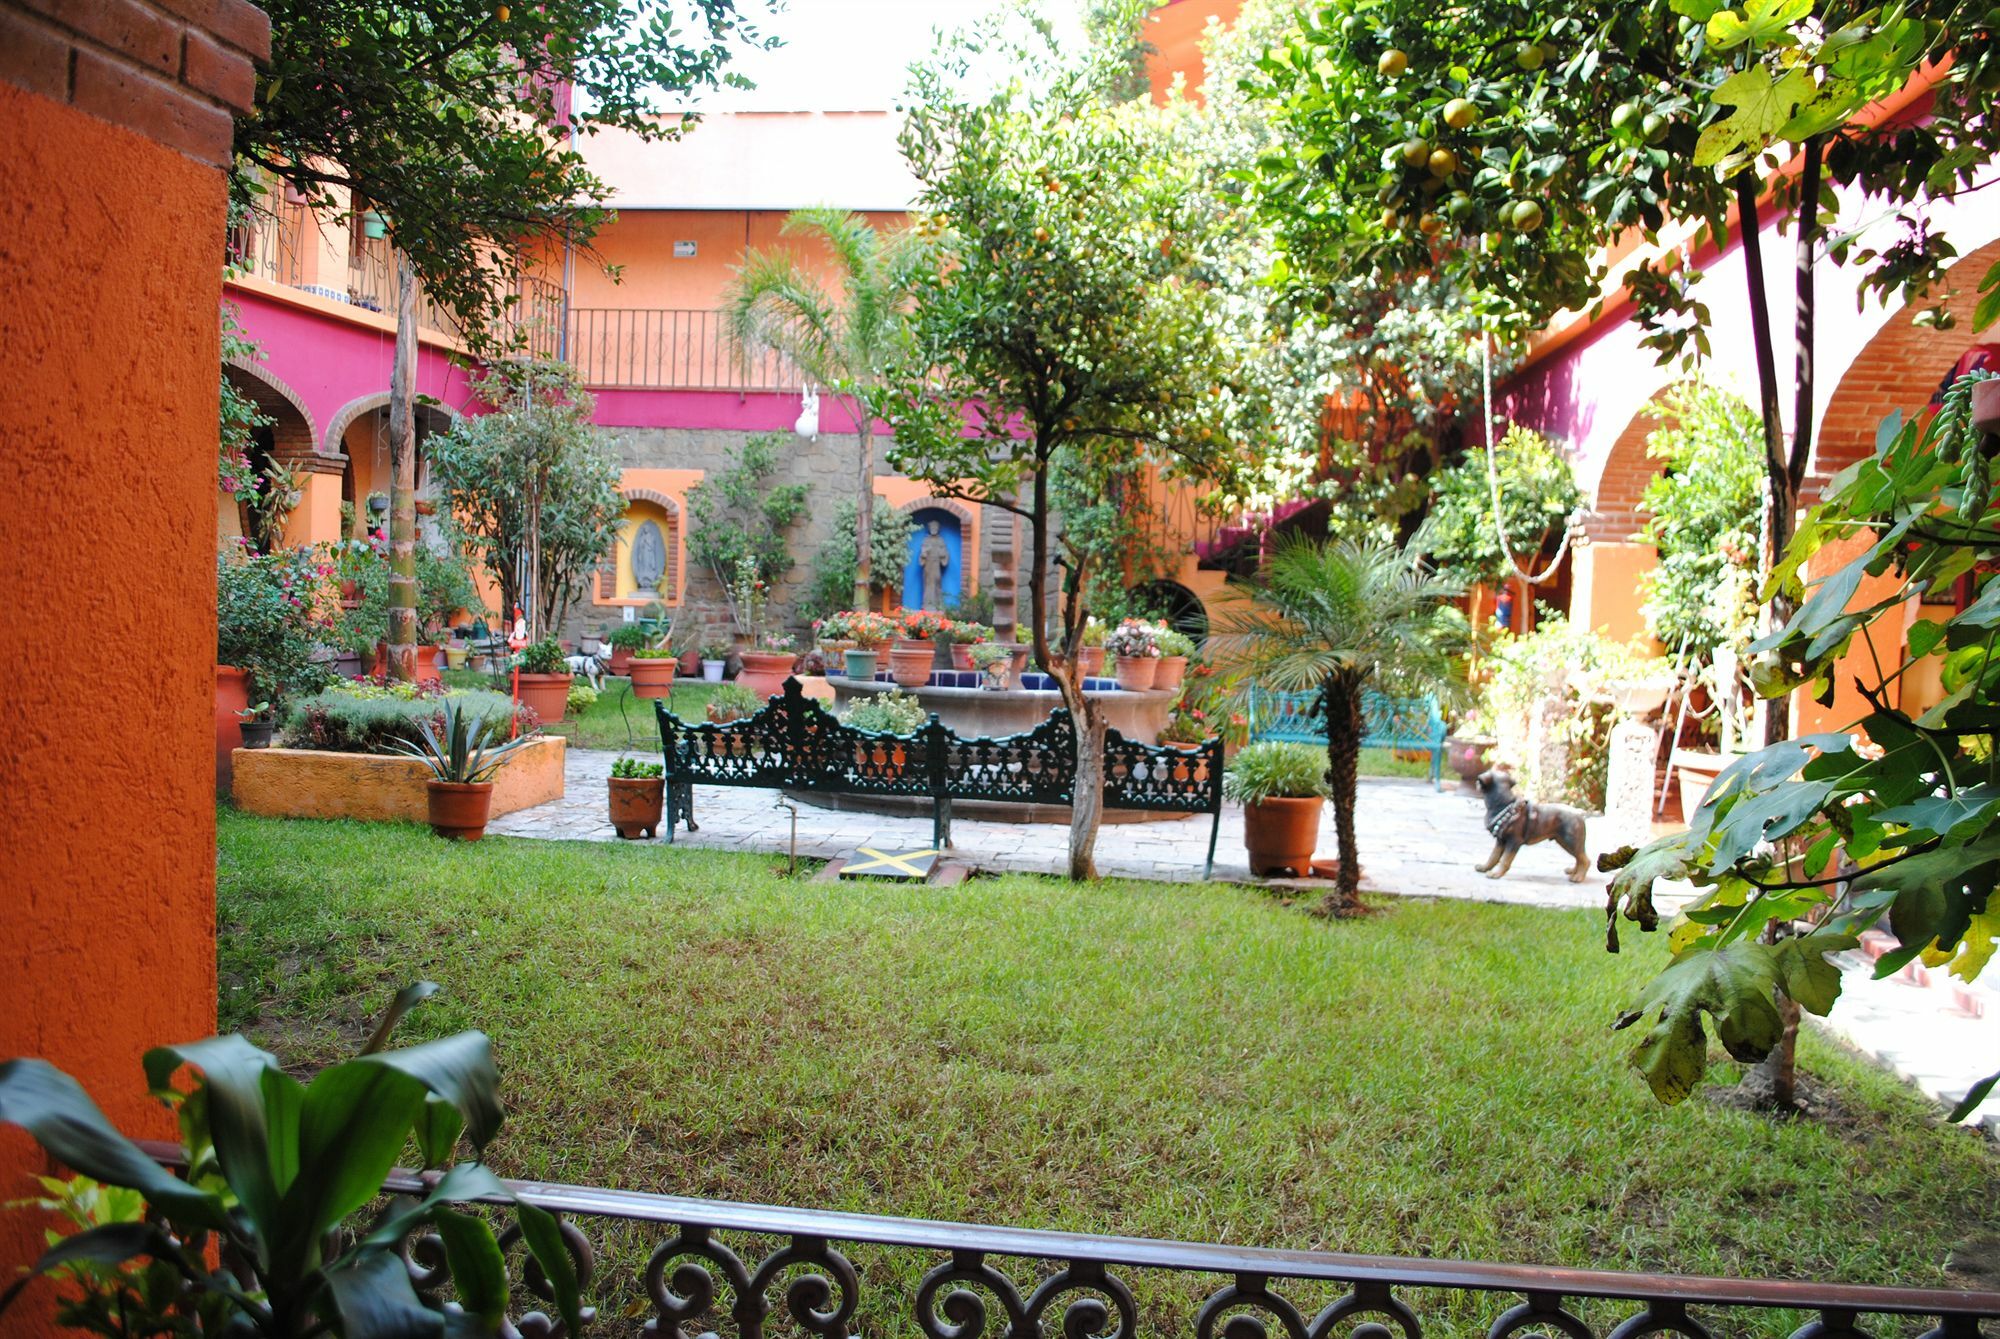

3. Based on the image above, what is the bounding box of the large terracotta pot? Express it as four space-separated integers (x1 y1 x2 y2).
737 650 797 700
629 657 677 700
608 776 665 839
373 642 442 683
1114 656 1159 692
1242 795 1324 878
215 664 250 798
426 780 494 840
515 672 574 725
888 644 935 688
1154 655 1189 691
609 645 634 676
1444 736 1494 790
1077 646 1105 677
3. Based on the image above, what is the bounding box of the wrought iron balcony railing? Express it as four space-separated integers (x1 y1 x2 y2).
567 306 802 391
142 1142 2000 1339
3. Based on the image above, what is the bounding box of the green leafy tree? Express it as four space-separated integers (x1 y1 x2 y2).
724 210 923 609
1413 425 1581 589
801 499 914 624
1208 538 1468 911
1607 376 2000 1115
238 0 775 344
685 433 809 635
427 359 624 636
888 17 1266 878
1637 382 1765 659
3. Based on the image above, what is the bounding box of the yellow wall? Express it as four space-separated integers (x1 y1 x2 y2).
593 467 705 611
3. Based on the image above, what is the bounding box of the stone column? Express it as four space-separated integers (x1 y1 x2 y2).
1602 717 1660 852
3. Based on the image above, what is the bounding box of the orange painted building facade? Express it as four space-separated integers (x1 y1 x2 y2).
0 0 270 1330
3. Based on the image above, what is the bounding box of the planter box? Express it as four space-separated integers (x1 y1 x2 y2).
232 736 565 823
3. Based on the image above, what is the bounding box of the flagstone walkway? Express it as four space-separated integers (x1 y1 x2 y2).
487 747 1618 908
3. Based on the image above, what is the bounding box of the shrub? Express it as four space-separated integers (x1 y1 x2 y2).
1479 613 1649 810
217 546 338 704
607 623 655 650
281 688 530 755
1637 382 1763 659
631 646 677 660
611 757 664 779
1156 626 1196 658
1223 742 1331 804
567 682 600 716
517 637 566 675
840 689 927 734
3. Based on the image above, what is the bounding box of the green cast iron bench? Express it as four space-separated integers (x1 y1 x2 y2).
655 678 1225 877
1245 687 1449 790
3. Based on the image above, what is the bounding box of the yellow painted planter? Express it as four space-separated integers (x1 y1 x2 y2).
231 737 565 823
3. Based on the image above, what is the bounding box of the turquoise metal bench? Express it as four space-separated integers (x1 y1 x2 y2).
1245 687 1449 789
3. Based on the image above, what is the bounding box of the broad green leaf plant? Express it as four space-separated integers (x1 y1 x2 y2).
0 984 582 1338
1606 376 2000 1114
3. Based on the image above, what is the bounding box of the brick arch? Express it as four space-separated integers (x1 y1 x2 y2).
225 356 316 460
1587 382 1758 542
598 488 685 605
898 495 975 528
1813 233 2000 499
323 392 460 455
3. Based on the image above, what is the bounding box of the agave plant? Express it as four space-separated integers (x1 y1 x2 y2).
0 983 582 1337
388 697 532 784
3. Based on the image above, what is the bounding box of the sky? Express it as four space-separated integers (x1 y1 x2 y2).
670 0 1090 112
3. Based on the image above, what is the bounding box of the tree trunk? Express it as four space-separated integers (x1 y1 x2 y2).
853 411 875 611
1023 451 1101 880
386 251 420 682
1322 680 1363 914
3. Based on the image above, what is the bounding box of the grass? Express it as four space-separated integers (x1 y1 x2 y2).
216 812 1998 1338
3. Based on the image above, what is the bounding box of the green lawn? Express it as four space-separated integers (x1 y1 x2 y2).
215 812 1996 1336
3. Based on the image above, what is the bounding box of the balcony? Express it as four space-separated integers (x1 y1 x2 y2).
566 306 802 391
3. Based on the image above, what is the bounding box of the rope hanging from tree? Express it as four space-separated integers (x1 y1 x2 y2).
1479 327 1580 586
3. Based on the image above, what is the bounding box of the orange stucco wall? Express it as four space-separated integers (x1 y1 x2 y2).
0 80 222 1318
1569 541 1663 651
570 209 908 312
1146 0 1243 104
1793 530 1914 737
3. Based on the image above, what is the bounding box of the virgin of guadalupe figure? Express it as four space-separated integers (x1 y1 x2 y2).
918 519 951 610
630 519 667 597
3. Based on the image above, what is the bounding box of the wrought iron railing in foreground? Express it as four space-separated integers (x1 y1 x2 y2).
142 1142 2000 1339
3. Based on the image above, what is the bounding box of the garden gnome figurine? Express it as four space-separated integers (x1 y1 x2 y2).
508 605 528 652
918 519 951 610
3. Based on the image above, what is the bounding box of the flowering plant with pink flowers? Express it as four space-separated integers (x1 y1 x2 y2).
217 545 340 704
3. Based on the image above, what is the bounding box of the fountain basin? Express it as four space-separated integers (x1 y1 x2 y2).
827 672 1174 744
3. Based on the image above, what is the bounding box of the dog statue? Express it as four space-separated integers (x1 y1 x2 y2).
563 645 610 691
1473 765 1591 882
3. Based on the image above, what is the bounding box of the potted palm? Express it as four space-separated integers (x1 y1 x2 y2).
608 756 666 839
511 636 573 722
1208 537 1465 913
1225 742 1332 878
387 697 534 839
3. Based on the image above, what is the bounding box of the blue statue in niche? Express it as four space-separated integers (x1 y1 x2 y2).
904 509 963 610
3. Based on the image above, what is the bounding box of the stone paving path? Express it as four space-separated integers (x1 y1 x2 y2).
488 748 1615 908
488 748 1999 1123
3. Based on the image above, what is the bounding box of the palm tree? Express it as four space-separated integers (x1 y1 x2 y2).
1208 536 1467 910
723 209 922 610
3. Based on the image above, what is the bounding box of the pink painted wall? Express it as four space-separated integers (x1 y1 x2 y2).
228 286 486 450
1500 172 2000 500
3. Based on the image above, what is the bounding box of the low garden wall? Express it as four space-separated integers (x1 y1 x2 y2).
231 737 566 823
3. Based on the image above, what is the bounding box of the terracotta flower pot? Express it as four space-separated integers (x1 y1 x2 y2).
844 648 880 680
678 648 702 676
1077 646 1105 677
1242 795 1324 878
609 645 634 676
629 657 677 700
737 650 797 700
1115 656 1159 692
608 776 665 839
215 664 250 798
515 671 573 724
1154 655 1189 691
888 644 935 688
426 780 494 840
1444 736 1493 789
373 642 441 683
949 643 976 670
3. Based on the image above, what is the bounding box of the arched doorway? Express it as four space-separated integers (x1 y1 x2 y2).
222 361 318 549
1127 579 1208 638
904 505 965 611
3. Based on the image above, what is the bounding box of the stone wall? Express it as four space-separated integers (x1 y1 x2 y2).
559 425 1021 648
